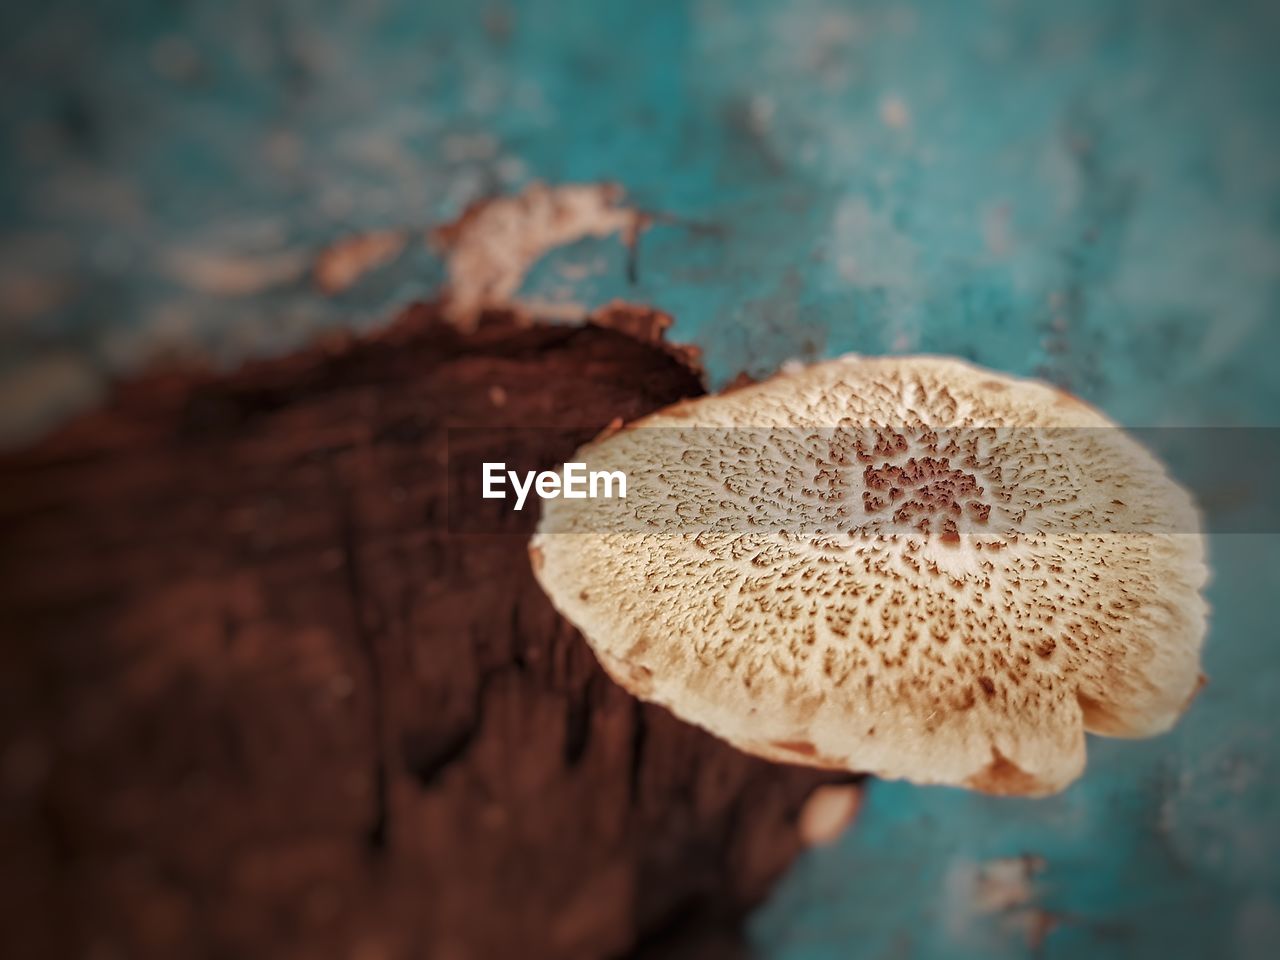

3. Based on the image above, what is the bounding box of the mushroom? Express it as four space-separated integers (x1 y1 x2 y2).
530 356 1208 795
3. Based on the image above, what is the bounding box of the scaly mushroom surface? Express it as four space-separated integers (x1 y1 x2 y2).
531 356 1208 795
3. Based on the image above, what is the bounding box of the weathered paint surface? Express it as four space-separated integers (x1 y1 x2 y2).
2 0 1278 956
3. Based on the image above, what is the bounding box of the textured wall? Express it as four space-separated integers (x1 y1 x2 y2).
2 1 1278 956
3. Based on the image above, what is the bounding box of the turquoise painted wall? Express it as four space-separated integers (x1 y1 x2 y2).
3 1 1277 955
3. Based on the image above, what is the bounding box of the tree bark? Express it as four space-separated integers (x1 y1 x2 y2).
0 305 850 959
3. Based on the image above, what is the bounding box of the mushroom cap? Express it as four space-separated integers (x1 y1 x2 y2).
530 356 1208 795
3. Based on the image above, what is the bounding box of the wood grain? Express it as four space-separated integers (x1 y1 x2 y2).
0 305 850 960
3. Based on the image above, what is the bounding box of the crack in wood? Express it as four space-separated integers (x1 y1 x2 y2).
331 462 390 855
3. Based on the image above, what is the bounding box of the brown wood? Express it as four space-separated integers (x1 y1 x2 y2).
0 305 851 960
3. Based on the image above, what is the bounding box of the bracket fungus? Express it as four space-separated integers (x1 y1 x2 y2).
531 356 1209 796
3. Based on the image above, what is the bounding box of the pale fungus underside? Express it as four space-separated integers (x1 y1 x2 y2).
532 357 1208 796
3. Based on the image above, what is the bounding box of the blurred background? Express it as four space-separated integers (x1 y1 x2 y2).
2 0 1278 957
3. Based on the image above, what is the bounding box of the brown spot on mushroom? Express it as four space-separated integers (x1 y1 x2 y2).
1183 672 1209 711
771 739 818 758
593 417 626 443
966 748 1046 796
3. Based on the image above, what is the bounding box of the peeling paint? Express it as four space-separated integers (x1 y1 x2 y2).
314 230 409 295
431 182 645 327
163 248 310 297
799 784 862 847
